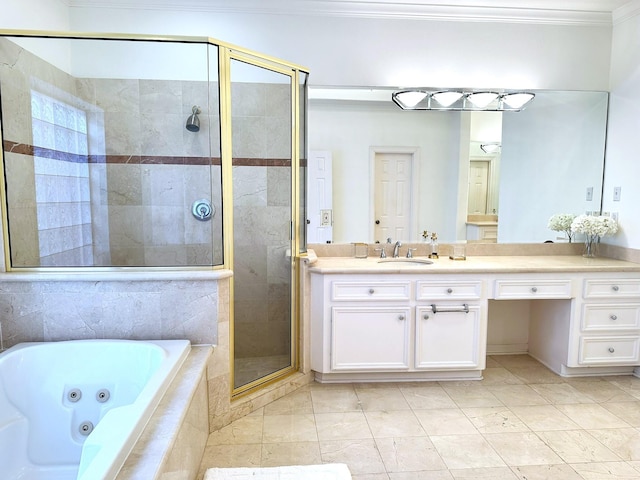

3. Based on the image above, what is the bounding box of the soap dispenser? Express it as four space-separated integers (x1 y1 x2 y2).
429 232 439 259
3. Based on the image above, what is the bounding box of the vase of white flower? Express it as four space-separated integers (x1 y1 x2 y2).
570 214 619 258
548 213 576 242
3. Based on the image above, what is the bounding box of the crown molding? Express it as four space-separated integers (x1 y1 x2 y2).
65 0 617 26
613 0 640 23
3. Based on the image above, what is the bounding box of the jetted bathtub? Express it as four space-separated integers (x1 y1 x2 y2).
0 339 191 480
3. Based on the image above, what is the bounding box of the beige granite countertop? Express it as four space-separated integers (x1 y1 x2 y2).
308 255 640 274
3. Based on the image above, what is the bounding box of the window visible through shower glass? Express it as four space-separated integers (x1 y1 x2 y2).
230 58 294 389
0 36 223 268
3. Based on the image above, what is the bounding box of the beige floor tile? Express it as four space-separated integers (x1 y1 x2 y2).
314 412 373 441
508 366 565 384
399 385 458 409
485 356 503 368
462 406 529 433
536 430 621 463
570 461 640 479
200 443 262 468
355 386 411 411
554 403 631 429
449 466 518 479
587 428 640 461
414 408 478 435
353 474 391 480
364 410 426 438
262 414 318 443
263 389 314 415
567 380 637 403
206 415 264 445
510 463 582 480
491 354 542 368
605 375 640 394
484 431 563 466
388 471 453 479
319 438 386 475
430 434 506 469
480 367 525 385
260 441 322 467
486 385 550 406
440 385 504 408
375 436 447 472
509 405 580 431
529 382 595 404
311 387 362 413
601 401 640 427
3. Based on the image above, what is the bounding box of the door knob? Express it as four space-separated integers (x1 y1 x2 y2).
375 220 380 224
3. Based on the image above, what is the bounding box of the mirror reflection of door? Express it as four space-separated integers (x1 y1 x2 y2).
307 150 333 243
468 160 490 214
373 151 414 243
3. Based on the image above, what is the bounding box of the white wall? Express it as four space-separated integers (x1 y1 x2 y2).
64 7 613 91
603 9 640 249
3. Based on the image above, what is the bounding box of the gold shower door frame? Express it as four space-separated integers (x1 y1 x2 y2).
220 47 306 397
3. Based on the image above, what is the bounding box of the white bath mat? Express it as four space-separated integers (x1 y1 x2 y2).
204 463 352 480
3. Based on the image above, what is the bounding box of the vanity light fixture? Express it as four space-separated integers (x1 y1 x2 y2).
480 143 501 154
465 91 500 109
431 90 464 107
391 90 429 109
501 92 535 109
392 89 535 111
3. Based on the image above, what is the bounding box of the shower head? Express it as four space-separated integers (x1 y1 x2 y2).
186 105 201 132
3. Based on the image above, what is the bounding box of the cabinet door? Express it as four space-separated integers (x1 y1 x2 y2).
331 307 410 371
415 305 481 369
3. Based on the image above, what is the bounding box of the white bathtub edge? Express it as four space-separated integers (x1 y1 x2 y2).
115 344 213 480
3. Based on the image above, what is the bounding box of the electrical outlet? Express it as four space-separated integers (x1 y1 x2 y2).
614 186 622 201
586 186 593 201
320 209 332 226
611 212 619 222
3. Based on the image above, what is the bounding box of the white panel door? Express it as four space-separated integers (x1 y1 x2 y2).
374 152 412 243
307 150 333 243
468 160 490 215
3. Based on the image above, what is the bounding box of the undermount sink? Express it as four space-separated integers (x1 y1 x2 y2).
377 258 433 265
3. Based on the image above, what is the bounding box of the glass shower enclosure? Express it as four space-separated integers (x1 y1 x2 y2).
0 31 308 395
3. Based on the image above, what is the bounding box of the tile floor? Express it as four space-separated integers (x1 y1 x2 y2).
197 355 640 479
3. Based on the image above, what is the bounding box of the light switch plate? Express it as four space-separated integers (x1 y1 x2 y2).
614 186 621 201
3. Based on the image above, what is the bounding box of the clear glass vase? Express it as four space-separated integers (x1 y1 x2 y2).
583 235 598 258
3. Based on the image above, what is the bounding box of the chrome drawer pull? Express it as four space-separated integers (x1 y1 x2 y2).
368 288 375 294
608 347 615 353
531 287 538 293
398 315 406 321
610 314 618 321
423 314 430 320
612 285 620 292
430 303 469 314
446 288 453 294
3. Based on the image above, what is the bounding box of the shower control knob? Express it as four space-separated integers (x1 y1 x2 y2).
191 199 213 221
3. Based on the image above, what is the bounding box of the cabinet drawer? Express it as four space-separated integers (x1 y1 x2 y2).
582 304 640 331
416 281 482 300
494 279 572 299
583 279 640 299
331 281 411 301
579 336 640 365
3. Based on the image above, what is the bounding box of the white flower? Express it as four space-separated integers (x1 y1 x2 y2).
570 214 619 237
548 214 576 232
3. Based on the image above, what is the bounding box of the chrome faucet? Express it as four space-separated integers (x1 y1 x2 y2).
393 241 402 258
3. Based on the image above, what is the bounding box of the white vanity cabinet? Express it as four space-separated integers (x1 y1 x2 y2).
574 277 640 366
415 280 485 370
310 273 487 382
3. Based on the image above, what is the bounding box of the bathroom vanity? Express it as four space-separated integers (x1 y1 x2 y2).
308 255 640 383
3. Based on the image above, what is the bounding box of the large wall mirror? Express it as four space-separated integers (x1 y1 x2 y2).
307 87 608 245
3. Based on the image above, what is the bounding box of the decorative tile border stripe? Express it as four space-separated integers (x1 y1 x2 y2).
3 141 293 166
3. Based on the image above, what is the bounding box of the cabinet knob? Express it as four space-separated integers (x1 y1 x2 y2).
531 287 538 293
398 315 406 321
423 314 429 320
608 347 615 353
610 314 618 321
368 288 375 294
446 288 453 294
612 285 620 292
